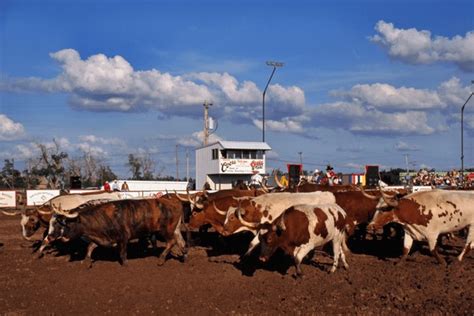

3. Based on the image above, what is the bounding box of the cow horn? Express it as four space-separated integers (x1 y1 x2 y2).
273 170 286 189
1 210 20 216
174 190 188 202
37 208 53 215
187 190 204 209
232 196 250 202
358 185 378 200
55 208 79 218
379 188 398 208
236 208 259 229
260 182 269 193
212 202 227 216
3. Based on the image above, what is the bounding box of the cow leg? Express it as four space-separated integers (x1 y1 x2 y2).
157 238 177 266
173 225 188 262
83 243 98 268
293 244 313 278
457 225 473 262
427 234 446 266
37 238 49 258
341 232 351 255
117 241 128 266
335 233 349 271
397 233 414 265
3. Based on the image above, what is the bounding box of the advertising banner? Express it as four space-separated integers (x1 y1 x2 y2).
27 190 60 206
219 159 264 174
0 191 16 208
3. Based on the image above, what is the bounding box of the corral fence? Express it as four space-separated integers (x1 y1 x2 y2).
0 186 433 209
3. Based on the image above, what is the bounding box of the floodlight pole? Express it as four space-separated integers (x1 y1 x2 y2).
262 61 284 142
461 82 474 186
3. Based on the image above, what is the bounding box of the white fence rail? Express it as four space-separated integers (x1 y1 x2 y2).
0 185 434 209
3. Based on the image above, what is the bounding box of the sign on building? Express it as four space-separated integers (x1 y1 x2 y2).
219 159 264 174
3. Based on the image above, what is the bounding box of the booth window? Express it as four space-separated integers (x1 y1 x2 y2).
212 148 219 160
256 150 263 159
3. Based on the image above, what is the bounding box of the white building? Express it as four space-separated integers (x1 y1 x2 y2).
195 141 272 190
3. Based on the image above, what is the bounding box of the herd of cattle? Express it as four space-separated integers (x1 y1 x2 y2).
2 178 474 277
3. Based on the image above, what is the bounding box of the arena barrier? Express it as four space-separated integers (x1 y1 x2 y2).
0 191 16 208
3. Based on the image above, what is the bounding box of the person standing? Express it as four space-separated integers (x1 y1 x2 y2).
112 180 120 192
103 181 111 192
121 181 130 191
250 171 263 189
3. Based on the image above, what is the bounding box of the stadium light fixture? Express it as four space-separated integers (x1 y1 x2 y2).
460 80 474 186
262 61 284 142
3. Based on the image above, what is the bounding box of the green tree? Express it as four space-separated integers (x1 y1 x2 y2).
30 140 68 189
0 159 24 189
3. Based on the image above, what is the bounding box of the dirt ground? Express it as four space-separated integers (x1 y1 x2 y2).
0 213 473 315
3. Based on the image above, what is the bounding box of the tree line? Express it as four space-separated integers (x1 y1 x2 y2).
0 139 184 190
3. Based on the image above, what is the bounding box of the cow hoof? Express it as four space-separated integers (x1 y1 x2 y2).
37 253 44 259
329 267 336 274
180 254 188 263
157 258 166 266
292 272 304 279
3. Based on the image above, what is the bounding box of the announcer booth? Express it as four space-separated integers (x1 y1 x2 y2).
195 141 272 190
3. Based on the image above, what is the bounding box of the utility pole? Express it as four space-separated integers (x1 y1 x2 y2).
175 144 179 180
203 101 213 146
186 148 189 181
262 61 284 142
298 152 303 165
461 80 474 186
404 154 409 174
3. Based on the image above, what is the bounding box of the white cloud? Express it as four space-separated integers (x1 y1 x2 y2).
76 143 107 156
394 141 420 152
78 135 124 146
0 114 25 141
15 144 36 159
309 101 435 136
370 20 474 71
1 49 303 123
253 118 304 134
331 83 442 111
177 131 223 147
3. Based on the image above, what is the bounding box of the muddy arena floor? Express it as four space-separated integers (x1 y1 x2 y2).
0 213 473 315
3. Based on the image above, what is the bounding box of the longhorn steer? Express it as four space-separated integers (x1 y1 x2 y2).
47 197 187 267
188 190 265 233
259 203 348 276
368 189 474 265
222 191 336 255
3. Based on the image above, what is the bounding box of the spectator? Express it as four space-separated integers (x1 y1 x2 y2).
103 181 111 192
280 173 289 187
250 170 263 189
203 182 211 190
326 165 337 185
121 181 130 191
311 169 323 184
112 180 120 192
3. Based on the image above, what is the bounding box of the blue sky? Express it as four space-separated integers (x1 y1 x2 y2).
1 0 473 178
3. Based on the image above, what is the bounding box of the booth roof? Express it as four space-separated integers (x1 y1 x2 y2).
198 141 271 151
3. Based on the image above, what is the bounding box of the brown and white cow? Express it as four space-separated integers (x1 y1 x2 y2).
222 191 336 255
259 203 348 276
368 189 474 265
